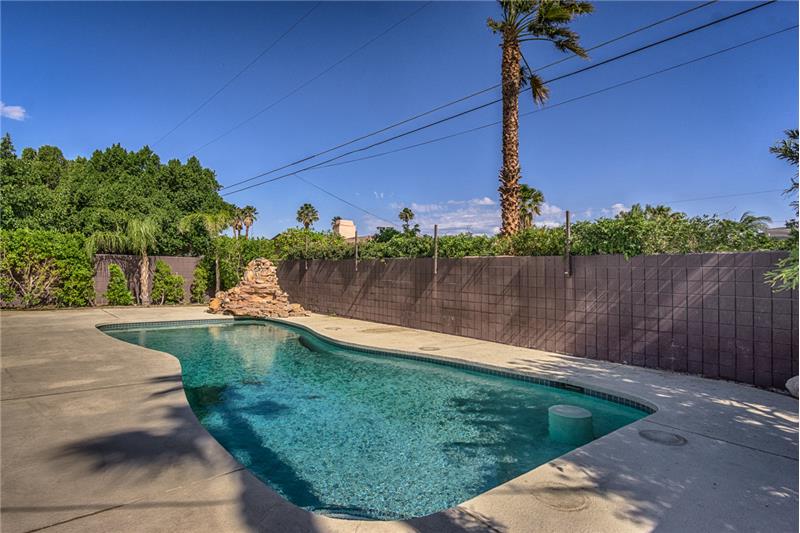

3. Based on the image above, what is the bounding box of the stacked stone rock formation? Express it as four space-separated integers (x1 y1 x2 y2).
208 258 308 318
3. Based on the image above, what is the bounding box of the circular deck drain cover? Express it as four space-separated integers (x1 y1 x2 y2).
419 346 441 351
532 482 589 511
638 429 687 446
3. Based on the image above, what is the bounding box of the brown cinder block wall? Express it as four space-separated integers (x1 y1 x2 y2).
94 254 201 304
278 253 799 389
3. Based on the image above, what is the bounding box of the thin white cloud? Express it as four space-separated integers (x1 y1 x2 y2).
610 203 628 216
0 101 26 121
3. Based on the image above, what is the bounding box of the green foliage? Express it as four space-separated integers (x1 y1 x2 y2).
105 264 134 306
488 0 594 106
373 226 401 242
151 260 185 304
199 236 279 291
190 265 209 303
0 229 94 307
360 233 432 259
766 130 799 289
511 226 565 256
0 137 233 255
519 184 544 229
765 232 798 291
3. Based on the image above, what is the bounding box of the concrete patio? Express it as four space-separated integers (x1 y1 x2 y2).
1 306 797 532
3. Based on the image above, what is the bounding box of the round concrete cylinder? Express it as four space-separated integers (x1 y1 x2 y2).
548 404 594 445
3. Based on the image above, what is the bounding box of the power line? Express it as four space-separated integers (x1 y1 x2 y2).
223 1 779 197
183 1 432 158
294 175 399 228
221 0 718 190
286 26 794 227
313 25 797 171
152 2 320 147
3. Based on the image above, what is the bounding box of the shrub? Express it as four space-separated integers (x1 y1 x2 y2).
0 229 94 307
151 260 185 304
105 264 134 305
190 264 209 303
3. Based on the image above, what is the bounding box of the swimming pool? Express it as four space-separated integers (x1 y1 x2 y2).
103 319 650 520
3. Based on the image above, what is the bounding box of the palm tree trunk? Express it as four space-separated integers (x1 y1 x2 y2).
214 253 221 294
139 251 150 305
245 226 250 239
499 28 522 236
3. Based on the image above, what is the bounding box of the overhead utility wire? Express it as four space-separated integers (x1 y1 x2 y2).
314 25 797 170
222 1 778 197
221 0 718 190
286 26 794 222
183 2 432 158
152 2 321 147
294 175 399 228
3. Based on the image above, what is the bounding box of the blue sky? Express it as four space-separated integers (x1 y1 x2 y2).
2 1 797 237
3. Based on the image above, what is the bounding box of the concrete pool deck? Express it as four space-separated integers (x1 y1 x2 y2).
1 306 797 532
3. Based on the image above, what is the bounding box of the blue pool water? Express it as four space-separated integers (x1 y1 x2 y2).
106 320 648 520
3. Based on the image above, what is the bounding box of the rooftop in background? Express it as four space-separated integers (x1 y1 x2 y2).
766 227 793 240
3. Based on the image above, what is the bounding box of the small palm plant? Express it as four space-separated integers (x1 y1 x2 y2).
178 211 230 294
296 203 319 230
242 205 258 239
488 0 593 235
738 211 772 233
519 184 544 229
331 216 342 230
86 217 159 304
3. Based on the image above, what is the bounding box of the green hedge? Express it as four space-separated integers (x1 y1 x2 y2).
105 263 134 305
0 229 94 307
151 260 185 304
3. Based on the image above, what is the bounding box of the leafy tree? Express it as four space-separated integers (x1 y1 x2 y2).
296 203 319 230
331 216 342 229
0 136 235 254
190 264 209 303
242 205 258 238
374 226 401 242
488 0 593 235
105 264 134 306
178 211 230 294
86 218 159 304
0 133 15 159
151 260 185 304
519 184 544 229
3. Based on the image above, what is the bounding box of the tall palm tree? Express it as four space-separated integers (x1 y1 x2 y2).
242 205 258 239
738 211 772 232
178 211 230 293
488 0 593 235
331 216 342 230
231 208 244 238
296 203 319 230
519 184 544 229
398 207 415 232
86 217 159 305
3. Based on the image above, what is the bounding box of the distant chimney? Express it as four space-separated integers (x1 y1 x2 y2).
333 219 356 240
